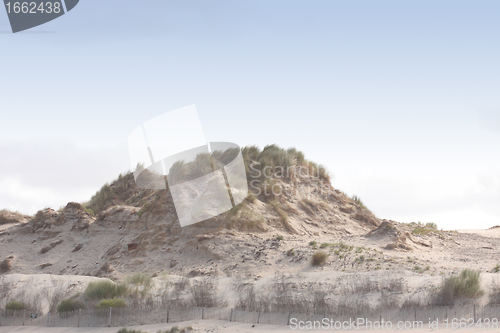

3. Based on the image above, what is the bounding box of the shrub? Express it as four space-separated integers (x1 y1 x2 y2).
489 279 500 305
311 251 329 266
434 269 484 305
157 326 193 333
309 241 317 246
5 300 24 310
276 235 284 241
84 281 128 300
117 329 144 333
425 222 438 229
126 273 152 288
57 298 85 313
96 298 127 309
351 195 366 209
0 258 12 273
412 227 434 236
413 266 424 274
320 243 330 249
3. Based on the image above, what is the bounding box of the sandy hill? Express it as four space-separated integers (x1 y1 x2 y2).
0 144 499 282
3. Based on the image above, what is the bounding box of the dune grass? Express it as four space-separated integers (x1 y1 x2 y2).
84 281 128 301
5 300 24 310
311 251 329 266
57 298 85 313
96 298 127 309
434 269 484 305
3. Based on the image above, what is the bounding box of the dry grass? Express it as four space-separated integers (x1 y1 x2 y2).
0 258 12 273
434 269 484 306
96 298 127 309
311 251 329 266
57 298 85 313
0 209 27 225
352 210 379 227
190 279 224 308
299 198 317 216
84 281 128 301
489 279 500 305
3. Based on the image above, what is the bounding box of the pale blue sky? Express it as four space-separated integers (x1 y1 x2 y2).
1 1 499 229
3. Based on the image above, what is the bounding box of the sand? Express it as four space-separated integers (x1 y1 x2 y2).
1 319 499 332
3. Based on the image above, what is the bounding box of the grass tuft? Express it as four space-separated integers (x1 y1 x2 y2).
84 281 128 300
57 298 85 313
96 298 127 309
434 269 484 306
311 251 329 266
5 300 24 310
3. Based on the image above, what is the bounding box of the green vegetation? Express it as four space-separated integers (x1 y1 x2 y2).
493 264 500 273
57 298 85 313
425 222 438 229
96 298 127 309
355 255 365 263
311 251 329 266
156 326 193 333
351 195 366 209
276 235 284 241
412 226 436 236
435 269 484 306
286 248 295 256
242 145 329 183
309 241 317 246
413 266 424 274
320 243 331 249
126 273 152 288
5 300 24 310
117 328 144 333
0 258 12 273
83 172 140 215
84 281 128 300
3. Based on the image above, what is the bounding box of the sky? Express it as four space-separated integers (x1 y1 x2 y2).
0 0 499 229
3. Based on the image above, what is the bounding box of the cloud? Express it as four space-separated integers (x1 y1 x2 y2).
478 108 500 134
0 138 129 214
335 171 500 230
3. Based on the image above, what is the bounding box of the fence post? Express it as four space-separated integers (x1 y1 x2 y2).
230 308 233 322
166 308 169 323
22 309 25 326
108 307 112 326
47 312 50 327
78 309 81 327
474 304 476 322
202 307 204 320
257 312 260 324
287 310 291 326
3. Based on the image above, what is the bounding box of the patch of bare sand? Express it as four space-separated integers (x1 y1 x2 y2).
458 228 500 238
1 319 499 332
